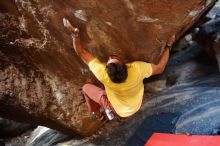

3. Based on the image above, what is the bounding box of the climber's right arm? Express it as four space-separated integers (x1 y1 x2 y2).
151 34 175 75
150 48 169 75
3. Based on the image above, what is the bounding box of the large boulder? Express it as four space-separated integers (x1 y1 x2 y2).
0 0 217 136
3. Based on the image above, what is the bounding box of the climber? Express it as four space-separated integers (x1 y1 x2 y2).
63 18 175 121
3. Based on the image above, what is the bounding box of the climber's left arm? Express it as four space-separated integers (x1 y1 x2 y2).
72 37 94 64
63 18 94 64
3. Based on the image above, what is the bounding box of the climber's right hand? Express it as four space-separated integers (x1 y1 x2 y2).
63 18 79 38
166 34 176 47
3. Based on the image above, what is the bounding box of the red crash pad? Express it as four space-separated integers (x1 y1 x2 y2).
145 133 220 146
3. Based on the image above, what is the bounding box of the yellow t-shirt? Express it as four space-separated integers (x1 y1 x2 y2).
88 58 152 117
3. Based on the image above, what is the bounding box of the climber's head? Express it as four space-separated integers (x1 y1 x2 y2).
106 55 128 83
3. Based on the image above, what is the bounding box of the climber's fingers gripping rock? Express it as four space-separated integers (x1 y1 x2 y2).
63 18 79 38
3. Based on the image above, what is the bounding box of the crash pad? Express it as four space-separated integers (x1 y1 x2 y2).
145 133 220 146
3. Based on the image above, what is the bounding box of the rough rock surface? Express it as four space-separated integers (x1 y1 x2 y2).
0 0 217 135
193 7 220 70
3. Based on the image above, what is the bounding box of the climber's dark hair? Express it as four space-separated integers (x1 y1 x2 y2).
106 62 128 83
